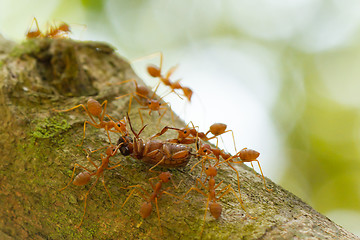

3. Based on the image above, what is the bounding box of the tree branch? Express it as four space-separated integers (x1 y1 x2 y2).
0 36 358 239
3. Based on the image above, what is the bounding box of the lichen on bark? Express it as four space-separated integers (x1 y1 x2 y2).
0 35 358 240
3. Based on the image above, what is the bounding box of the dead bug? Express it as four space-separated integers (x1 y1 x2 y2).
53 98 127 146
120 172 181 234
59 144 123 228
117 114 193 171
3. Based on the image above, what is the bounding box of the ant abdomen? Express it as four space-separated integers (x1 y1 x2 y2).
147 65 161 77
209 202 222 219
87 98 102 117
73 172 91 186
140 202 152 218
239 148 260 161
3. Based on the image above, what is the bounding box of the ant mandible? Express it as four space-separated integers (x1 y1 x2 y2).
53 98 127 146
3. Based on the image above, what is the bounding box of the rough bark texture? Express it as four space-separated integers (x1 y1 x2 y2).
0 35 358 240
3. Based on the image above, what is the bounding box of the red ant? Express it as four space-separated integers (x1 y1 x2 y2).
150 122 236 151
178 156 251 236
26 17 71 39
117 114 193 171
114 79 173 125
119 172 181 235
146 52 193 101
45 22 71 39
59 144 123 228
53 98 127 146
26 17 42 39
219 148 272 192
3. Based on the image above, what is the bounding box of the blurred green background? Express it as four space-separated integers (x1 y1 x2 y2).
1 0 360 236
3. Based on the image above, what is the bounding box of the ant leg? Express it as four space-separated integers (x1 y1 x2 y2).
59 163 93 192
148 156 165 173
216 184 255 219
77 120 99 147
119 186 149 213
223 161 243 203
162 191 183 201
101 176 114 208
99 100 108 123
190 157 205 172
84 153 100 169
154 197 163 235
200 197 210 237
90 145 108 154
254 160 272 192
104 126 113 145
53 104 97 124
76 176 100 228
138 108 145 125
176 186 207 204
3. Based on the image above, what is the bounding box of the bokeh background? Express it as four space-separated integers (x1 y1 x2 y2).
1 0 360 235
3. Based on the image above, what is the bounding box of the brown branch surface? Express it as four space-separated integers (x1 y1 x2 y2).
0 36 358 240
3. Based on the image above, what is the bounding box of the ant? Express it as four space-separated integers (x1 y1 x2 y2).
26 17 71 39
117 114 193 171
146 52 193 101
59 144 123 228
219 148 273 192
26 17 42 39
45 21 71 39
53 98 127 146
150 122 236 151
114 79 173 125
119 172 181 235
178 156 251 236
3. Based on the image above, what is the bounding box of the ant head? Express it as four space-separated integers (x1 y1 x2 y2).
115 120 127 133
182 87 193 101
147 100 160 110
106 145 118 156
159 172 172 183
205 166 217 177
199 143 211 155
147 65 161 77
59 23 71 32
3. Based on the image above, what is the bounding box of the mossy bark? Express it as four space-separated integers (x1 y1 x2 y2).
0 35 358 240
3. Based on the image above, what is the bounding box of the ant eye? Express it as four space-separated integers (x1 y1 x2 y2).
204 149 207 152
117 124 121 127
206 167 209 170
148 101 151 105
159 102 162 105
184 130 187 134
168 177 171 180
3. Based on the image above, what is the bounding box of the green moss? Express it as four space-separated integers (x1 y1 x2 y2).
9 39 43 58
31 116 70 140
0 60 3 68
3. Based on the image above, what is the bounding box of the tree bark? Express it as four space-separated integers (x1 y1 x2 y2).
0 35 358 240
